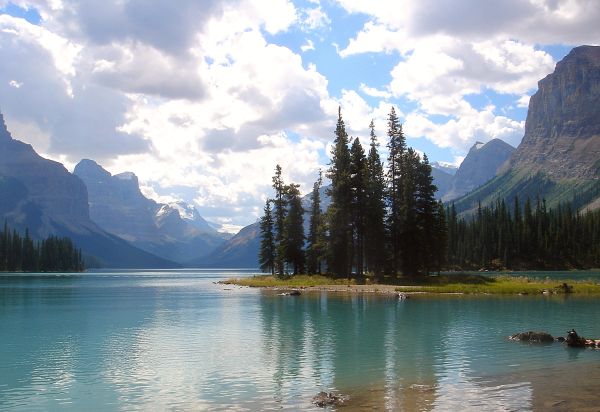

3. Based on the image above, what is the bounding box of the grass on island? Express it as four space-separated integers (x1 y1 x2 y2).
396 274 600 295
222 274 356 288
224 273 600 295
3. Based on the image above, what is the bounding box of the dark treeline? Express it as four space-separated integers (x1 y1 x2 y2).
0 223 85 272
259 107 446 279
447 198 600 270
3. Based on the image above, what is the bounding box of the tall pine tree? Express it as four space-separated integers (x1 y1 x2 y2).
415 154 438 275
258 199 275 274
350 137 367 275
284 184 305 274
306 171 325 274
386 107 406 276
272 165 287 276
364 120 387 279
326 108 353 278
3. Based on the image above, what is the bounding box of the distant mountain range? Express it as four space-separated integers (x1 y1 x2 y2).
1 45 598 269
74 159 229 264
210 45 600 268
0 113 177 268
432 139 515 201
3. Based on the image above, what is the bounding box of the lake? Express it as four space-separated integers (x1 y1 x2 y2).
1 269 600 411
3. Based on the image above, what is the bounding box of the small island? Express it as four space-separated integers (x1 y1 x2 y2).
223 273 600 295
234 107 600 297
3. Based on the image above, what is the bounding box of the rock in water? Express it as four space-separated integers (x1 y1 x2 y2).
510 331 555 343
312 392 347 407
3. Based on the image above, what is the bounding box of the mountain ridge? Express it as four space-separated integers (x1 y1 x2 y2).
0 114 178 268
74 159 227 264
454 45 600 214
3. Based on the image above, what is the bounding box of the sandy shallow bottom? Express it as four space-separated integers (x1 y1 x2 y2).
333 361 600 411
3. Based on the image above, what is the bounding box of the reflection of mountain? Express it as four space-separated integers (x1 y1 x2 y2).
74 159 227 264
0 112 176 268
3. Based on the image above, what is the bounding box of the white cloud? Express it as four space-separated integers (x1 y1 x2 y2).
301 38 314 52
359 83 391 99
404 105 525 151
335 0 600 45
0 0 338 226
335 1 562 153
8 80 22 88
339 21 405 57
517 95 531 108
300 4 330 31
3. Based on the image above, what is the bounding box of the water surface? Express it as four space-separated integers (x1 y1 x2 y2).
1 269 599 410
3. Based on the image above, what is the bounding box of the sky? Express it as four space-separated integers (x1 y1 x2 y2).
0 0 598 232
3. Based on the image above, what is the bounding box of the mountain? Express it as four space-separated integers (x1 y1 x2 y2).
190 222 260 268
431 166 454 199
431 161 457 176
0 112 177 268
453 45 600 213
74 159 227 263
193 185 332 268
441 139 515 201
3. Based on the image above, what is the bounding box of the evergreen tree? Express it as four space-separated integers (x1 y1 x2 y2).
0 223 84 272
444 197 600 270
386 107 406 276
272 165 287 276
258 199 275 274
326 108 353 278
364 120 387 279
284 184 305 274
433 201 447 273
399 148 420 277
415 154 438 275
306 171 325 274
349 137 367 275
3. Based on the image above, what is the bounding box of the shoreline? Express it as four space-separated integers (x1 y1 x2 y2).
221 273 600 296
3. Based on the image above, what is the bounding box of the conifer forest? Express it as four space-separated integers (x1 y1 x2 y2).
0 223 85 272
259 108 600 278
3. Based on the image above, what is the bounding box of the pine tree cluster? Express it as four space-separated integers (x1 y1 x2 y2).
259 107 446 279
0 223 85 272
447 198 600 270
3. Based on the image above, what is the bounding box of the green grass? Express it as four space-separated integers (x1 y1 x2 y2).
222 274 356 288
395 274 600 295
224 273 600 295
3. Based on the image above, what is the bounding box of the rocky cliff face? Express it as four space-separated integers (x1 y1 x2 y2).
510 45 600 179
431 166 454 199
443 139 515 201
74 160 159 241
74 159 226 263
0 113 178 268
0 115 90 231
453 46 600 214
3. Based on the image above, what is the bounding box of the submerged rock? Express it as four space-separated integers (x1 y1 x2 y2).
312 391 347 407
279 290 301 296
510 331 555 343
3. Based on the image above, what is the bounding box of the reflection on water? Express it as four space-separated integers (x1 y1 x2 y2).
1 270 600 411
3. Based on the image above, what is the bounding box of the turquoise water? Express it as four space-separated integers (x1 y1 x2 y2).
1 270 600 411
